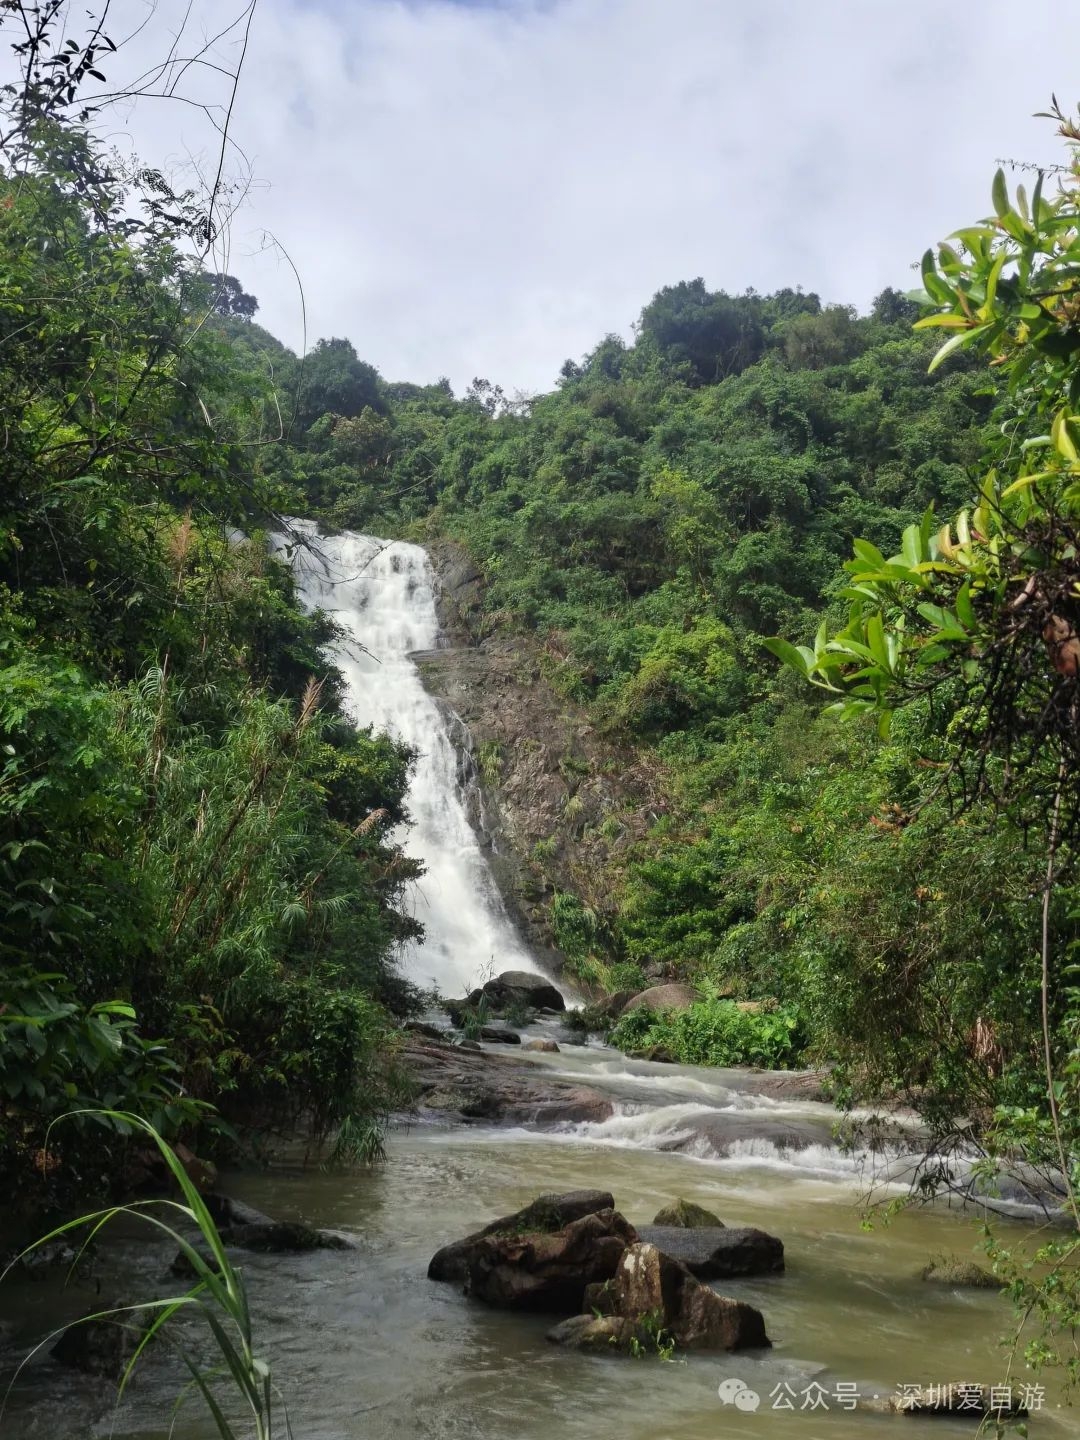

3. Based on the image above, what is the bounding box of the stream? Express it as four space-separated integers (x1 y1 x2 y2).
2 530 1077 1437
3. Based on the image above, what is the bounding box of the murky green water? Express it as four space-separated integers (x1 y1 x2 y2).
3 1044 1078 1439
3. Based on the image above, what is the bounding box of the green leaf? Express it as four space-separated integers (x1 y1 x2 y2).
991 167 1009 219
928 324 991 374
1052 409 1078 463
920 250 954 306
761 637 810 677
955 582 975 630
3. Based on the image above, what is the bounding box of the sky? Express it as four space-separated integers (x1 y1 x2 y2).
59 0 1080 394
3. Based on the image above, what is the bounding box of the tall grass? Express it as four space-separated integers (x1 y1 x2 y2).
1 1112 285 1440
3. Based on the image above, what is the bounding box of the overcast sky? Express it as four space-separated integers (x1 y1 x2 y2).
74 0 1080 393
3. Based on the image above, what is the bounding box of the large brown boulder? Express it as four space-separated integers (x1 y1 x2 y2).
636 1225 783 1279
428 1189 616 1283
620 983 698 1015
465 1208 637 1312
611 1242 769 1351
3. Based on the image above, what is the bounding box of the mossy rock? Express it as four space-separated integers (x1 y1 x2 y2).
651 1198 724 1229
920 1255 998 1288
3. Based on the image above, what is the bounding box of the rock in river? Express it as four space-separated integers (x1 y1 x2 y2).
429 1189 619 1284
612 1242 769 1350
479 1024 521 1044
636 1225 784 1279
466 1208 638 1312
920 1256 998 1289
203 1194 353 1253
652 1198 724 1228
52 1302 142 1377
550 1242 770 1353
480 970 566 1013
405 1035 612 1126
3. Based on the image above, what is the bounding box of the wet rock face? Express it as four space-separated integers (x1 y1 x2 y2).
479 1024 522 1044
657 1108 836 1160
417 542 667 962
611 1243 770 1352
428 1190 618 1285
636 1226 783 1279
433 1191 775 1355
465 1209 639 1313
405 1035 613 1127
557 1244 773 1354
202 1195 353 1253
546 1313 644 1352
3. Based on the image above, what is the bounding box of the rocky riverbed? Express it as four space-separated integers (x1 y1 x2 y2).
1 1034 1072 1440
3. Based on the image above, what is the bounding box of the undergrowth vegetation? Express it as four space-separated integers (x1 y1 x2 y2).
610 997 804 1070
0 5 421 1225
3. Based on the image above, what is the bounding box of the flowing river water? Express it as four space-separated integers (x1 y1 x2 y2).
3 530 1077 1438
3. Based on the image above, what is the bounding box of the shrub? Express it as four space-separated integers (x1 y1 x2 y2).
610 998 804 1069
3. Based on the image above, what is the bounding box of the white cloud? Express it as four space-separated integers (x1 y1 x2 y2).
51 0 1080 392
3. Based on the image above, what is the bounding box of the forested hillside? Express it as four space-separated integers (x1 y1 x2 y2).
251 277 1040 1113
231 233 1080 1213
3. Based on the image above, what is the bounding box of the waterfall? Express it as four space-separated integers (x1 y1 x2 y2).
280 522 551 998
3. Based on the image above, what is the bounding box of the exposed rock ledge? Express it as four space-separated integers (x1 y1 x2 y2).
415 539 668 961
403 1034 613 1125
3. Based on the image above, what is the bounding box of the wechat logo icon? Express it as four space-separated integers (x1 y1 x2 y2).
718 1377 761 1412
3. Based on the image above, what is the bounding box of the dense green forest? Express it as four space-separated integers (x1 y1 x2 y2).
261 279 1044 1119
5 9 1080 1366
0 26 426 1220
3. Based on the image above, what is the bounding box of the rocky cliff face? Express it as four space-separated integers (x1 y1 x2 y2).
414 540 666 977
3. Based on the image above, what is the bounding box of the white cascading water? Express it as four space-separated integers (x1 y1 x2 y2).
280 522 552 998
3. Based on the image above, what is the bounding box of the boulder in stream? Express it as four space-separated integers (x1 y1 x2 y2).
52 1302 144 1377
405 1035 612 1125
611 1242 770 1350
550 1242 770 1354
479 1024 521 1044
636 1225 783 1278
546 1313 647 1352
523 1037 560 1053
203 1194 353 1253
651 1198 724 1228
465 1208 638 1312
429 1189 618 1284
920 1256 998 1289
480 971 566 1013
